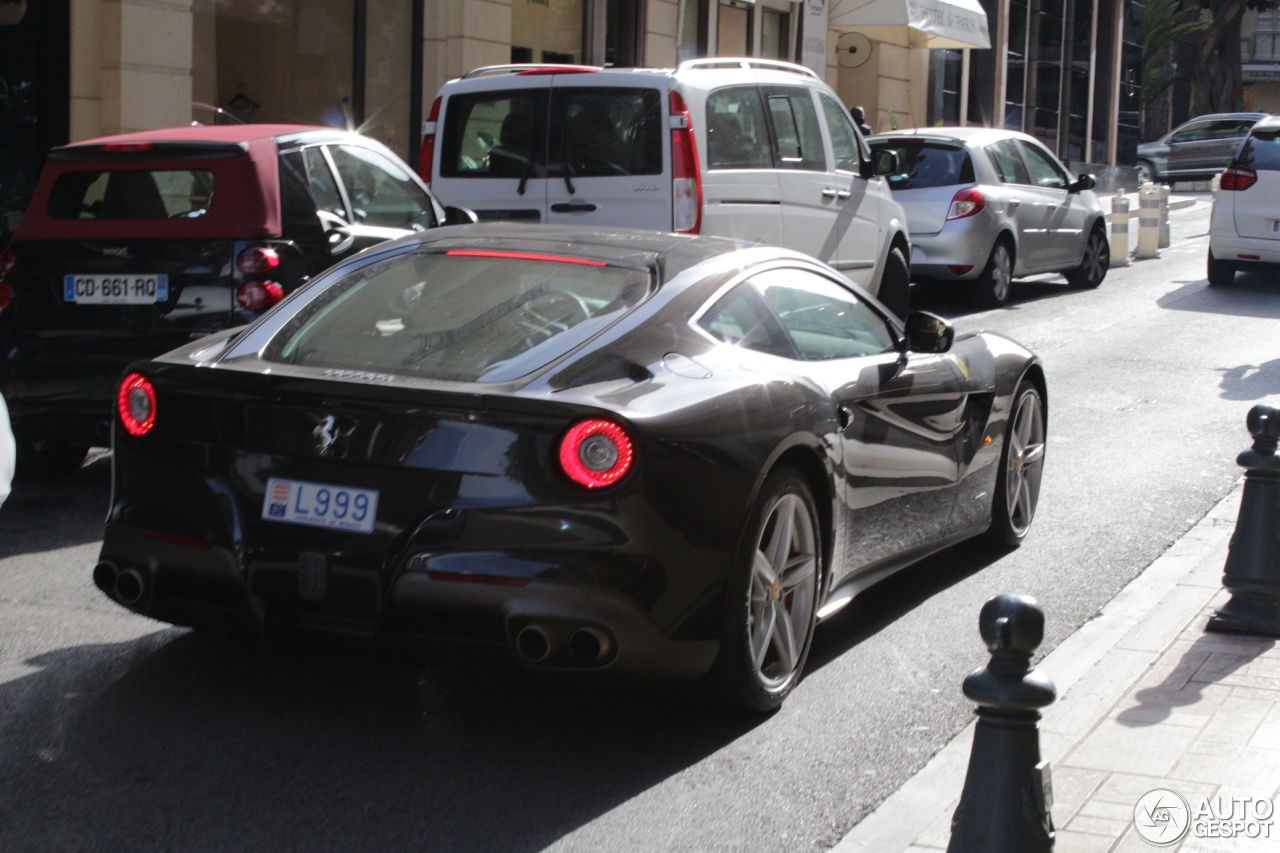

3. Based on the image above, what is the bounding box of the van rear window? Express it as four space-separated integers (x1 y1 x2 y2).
48 169 215 219
1238 129 1280 171
871 141 974 190
441 90 547 179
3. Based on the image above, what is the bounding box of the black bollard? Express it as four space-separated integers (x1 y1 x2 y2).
947 594 1057 853
1207 404 1280 638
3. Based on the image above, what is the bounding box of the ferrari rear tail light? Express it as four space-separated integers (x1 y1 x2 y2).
946 187 985 221
236 246 280 275
236 280 284 310
118 372 156 437
0 249 14 277
1219 166 1257 191
419 96 441 184
559 419 634 489
0 281 13 311
670 91 702 234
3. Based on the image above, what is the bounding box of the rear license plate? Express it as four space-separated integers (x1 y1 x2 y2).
262 478 379 534
64 274 169 304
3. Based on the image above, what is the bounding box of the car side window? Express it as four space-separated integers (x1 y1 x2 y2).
1170 120 1213 143
763 87 827 171
749 268 896 360
705 87 774 170
697 283 797 358
985 139 1031 185
328 145 437 231
819 93 861 173
1018 141 1069 189
302 147 348 222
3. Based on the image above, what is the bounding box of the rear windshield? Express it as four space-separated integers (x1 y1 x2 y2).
266 252 650 383
871 141 974 190
1238 129 1280 171
48 169 214 219
553 88 663 177
441 89 547 179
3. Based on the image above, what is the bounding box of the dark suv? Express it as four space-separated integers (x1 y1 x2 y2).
1136 113 1270 183
0 125 449 473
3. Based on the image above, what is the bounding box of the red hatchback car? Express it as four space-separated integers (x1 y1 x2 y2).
0 125 455 474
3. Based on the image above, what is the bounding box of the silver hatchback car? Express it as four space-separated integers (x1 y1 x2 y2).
868 128 1110 306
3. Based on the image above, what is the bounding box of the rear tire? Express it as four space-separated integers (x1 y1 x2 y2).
987 380 1046 548
711 468 820 713
876 246 911 318
974 240 1014 307
15 438 88 478
1066 227 1109 289
1207 251 1236 287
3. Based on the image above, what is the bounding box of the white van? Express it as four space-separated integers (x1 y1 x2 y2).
418 59 913 315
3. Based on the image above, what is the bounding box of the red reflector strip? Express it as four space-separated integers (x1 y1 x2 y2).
444 249 607 266
427 571 530 587
145 530 213 550
1239 254 1261 260
103 142 153 152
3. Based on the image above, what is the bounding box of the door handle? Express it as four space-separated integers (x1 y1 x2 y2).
836 404 855 430
836 190 851 200
1007 200 1019 212
550 201 597 213
821 188 838 199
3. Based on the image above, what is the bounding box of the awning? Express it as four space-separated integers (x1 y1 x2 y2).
827 0 991 49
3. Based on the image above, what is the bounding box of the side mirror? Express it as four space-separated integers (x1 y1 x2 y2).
443 205 479 226
325 227 354 256
1068 173 1096 193
872 149 899 177
902 311 954 353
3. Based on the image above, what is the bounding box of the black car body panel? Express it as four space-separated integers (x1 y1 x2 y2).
96 225 1044 679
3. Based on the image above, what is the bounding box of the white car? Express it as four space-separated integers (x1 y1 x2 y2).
418 59 913 315
1208 115 1280 286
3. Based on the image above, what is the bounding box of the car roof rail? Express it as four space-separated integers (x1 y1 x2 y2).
675 58 821 80
460 64 602 79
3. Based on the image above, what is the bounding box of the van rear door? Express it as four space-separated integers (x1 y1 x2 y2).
432 78 550 223
545 76 671 230
1232 128 1280 241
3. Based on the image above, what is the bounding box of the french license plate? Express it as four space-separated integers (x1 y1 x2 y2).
64 274 169 304
261 477 379 534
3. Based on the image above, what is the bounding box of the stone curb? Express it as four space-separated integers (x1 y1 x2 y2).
827 481 1244 853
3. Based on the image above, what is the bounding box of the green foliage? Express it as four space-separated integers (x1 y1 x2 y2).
1142 0 1206 106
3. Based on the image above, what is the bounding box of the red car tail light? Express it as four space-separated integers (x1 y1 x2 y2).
559 419 634 489
118 372 157 437
0 249 14 277
419 96 441 185
103 142 153 152
236 246 280 275
1219 167 1257 191
670 91 702 234
948 265 974 275
0 281 13 310
236 280 284 310
946 187 986 220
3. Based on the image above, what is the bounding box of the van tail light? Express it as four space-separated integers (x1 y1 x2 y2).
0 249 14 277
670 91 702 234
419 96 442 185
236 246 280 275
236 280 284 310
559 418 634 489
946 187 986 221
1219 166 1257 191
0 281 13 311
118 372 157 437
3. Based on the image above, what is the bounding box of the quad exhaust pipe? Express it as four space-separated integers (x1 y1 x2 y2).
515 624 556 663
93 561 148 606
567 627 612 665
513 623 615 666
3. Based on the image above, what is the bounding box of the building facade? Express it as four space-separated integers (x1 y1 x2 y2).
0 0 1139 234
1243 7 1280 114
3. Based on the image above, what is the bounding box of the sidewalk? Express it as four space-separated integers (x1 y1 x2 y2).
830 482 1280 853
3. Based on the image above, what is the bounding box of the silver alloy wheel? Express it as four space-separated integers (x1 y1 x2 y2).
1136 161 1153 184
1080 231 1108 283
748 492 817 691
989 244 1013 302
1005 390 1046 537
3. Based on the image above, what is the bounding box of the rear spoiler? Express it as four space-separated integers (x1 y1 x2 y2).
48 141 251 162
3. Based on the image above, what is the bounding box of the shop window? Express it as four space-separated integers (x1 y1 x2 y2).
1026 0 1065 152
1090 0 1115 162
511 0 587 66
677 0 708 61
761 8 791 59
719 0 752 55
927 49 962 126
1006 0 1029 129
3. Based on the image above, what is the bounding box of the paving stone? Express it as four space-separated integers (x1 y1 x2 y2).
1054 829 1120 852
1169 747 1280 791
1195 696 1272 744
1067 719 1199 776
1067 814 1132 837
1051 767 1110 825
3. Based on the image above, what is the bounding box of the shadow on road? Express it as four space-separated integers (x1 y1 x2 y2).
808 537 1010 671
1156 270 1280 320
0 450 111 559
1217 358 1280 401
0 629 759 853
909 275 1088 319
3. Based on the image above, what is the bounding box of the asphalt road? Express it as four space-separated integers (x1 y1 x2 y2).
2 198 1278 852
